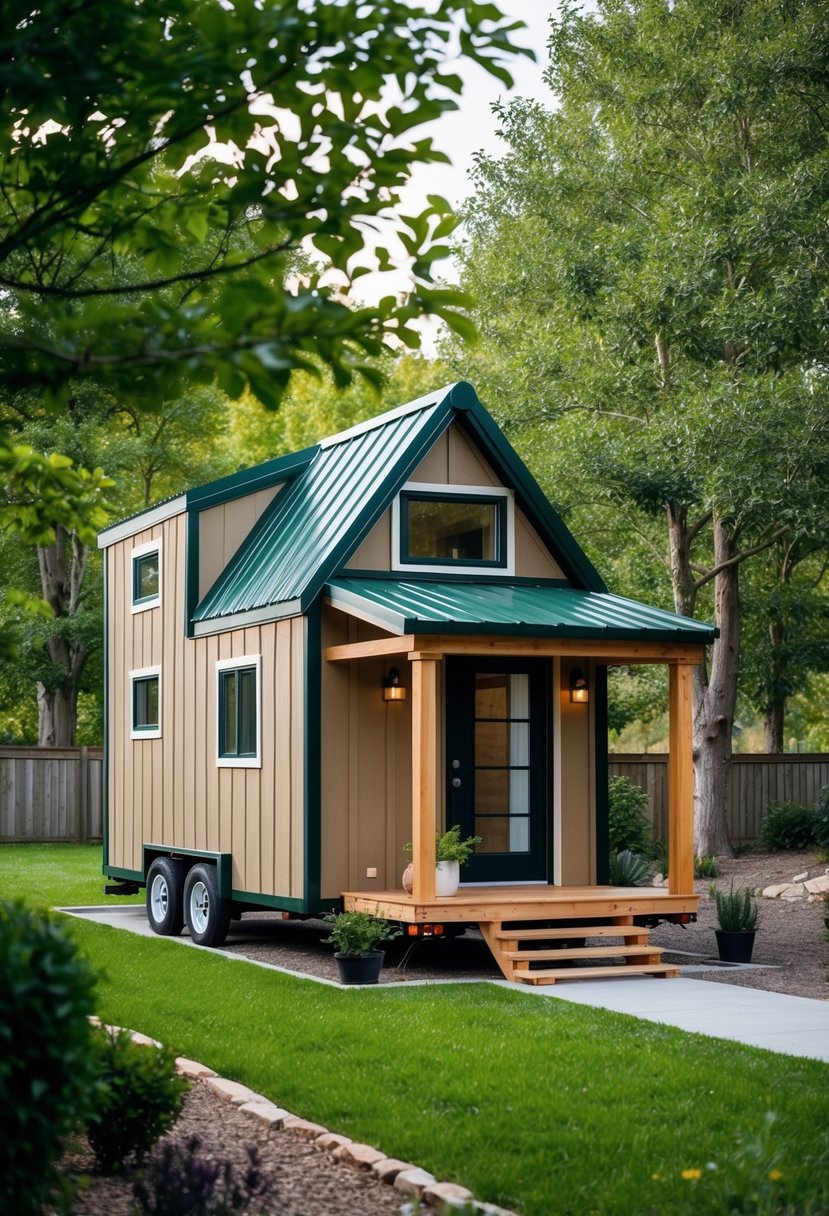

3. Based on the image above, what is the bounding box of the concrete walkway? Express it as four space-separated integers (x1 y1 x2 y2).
63 905 829 1065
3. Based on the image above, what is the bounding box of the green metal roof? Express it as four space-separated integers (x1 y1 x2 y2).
193 382 607 626
325 577 718 643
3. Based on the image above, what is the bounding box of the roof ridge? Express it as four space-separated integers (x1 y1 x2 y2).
317 382 461 449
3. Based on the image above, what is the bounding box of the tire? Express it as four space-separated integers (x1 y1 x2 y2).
146 856 186 936
184 863 231 947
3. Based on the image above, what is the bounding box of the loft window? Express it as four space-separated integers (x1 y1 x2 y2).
131 540 161 611
216 655 261 768
394 485 512 572
130 667 161 738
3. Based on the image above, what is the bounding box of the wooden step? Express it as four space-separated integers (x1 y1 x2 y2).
495 925 647 941
504 944 663 962
512 963 681 986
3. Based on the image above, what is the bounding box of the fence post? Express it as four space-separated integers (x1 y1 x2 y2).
77 746 89 843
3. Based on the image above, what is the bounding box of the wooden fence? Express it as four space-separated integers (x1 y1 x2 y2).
0 747 103 843
609 753 829 844
1 747 827 845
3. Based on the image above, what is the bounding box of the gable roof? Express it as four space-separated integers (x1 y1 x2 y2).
192 382 605 628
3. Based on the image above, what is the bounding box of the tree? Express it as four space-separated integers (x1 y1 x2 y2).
0 0 528 409
455 0 829 853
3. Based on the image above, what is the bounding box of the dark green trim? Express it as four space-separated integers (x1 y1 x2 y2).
132 549 160 606
186 446 317 511
339 570 570 588
143 845 233 899
185 508 200 638
231 890 309 913
398 489 508 569
303 601 322 911
132 673 160 732
103 864 144 883
593 665 610 883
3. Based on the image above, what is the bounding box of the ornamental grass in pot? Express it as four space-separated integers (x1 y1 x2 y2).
322 909 401 985
712 881 759 963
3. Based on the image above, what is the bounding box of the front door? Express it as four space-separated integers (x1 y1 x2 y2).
445 658 550 883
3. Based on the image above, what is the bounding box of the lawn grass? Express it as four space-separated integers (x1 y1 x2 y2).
6 845 829 1215
0 842 143 908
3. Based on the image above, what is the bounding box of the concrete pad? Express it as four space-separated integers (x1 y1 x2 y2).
499 976 829 1063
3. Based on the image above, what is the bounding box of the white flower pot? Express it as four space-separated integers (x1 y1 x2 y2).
435 859 460 897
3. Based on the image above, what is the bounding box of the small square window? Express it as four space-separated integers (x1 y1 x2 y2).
130 667 161 738
131 541 162 611
217 656 261 768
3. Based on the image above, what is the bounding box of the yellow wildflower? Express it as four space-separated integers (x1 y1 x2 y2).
768 1170 783 1182
681 1169 702 1181
651 1173 661 1181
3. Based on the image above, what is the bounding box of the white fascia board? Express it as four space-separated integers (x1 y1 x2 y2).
191 599 303 637
98 496 187 549
317 384 457 449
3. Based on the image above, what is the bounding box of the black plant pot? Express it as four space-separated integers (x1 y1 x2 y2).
334 950 384 985
715 929 756 964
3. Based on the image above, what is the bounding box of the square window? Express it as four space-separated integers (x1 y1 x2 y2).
130 667 161 738
131 541 161 611
393 485 513 573
217 656 261 767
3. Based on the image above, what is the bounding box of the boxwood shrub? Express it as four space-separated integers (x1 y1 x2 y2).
0 900 98 1216
759 801 817 851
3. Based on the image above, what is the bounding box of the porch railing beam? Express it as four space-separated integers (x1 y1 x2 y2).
410 654 441 903
668 663 695 895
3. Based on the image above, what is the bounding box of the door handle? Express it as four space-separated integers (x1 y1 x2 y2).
451 777 461 788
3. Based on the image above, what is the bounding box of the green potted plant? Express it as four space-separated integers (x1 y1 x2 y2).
322 909 401 985
711 881 759 963
402 826 482 897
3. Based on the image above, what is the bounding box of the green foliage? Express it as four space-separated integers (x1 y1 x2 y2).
759 801 817 852
133 1136 275 1216
608 775 653 856
435 826 483 865
609 848 650 886
694 856 718 879
0 900 98 1216
815 786 829 852
85 1027 188 1174
0 0 530 409
713 883 759 933
322 910 401 957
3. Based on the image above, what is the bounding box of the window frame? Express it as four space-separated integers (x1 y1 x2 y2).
129 665 162 739
131 539 162 613
216 654 262 769
392 482 514 575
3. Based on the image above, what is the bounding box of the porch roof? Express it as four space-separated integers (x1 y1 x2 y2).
325 577 717 643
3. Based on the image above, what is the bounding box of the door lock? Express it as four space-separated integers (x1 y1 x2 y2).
451 777 462 788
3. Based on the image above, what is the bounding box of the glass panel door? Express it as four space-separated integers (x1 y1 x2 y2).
446 658 550 883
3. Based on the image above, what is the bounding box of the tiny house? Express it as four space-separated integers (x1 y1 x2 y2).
99 382 715 983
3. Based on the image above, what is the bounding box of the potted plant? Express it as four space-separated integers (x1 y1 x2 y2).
322 909 401 985
712 881 759 963
402 826 482 897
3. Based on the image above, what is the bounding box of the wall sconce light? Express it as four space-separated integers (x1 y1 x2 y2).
383 667 407 702
569 667 589 704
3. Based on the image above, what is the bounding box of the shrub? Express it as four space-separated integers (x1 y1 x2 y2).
815 785 829 852
608 776 653 856
609 849 650 886
133 1135 275 1216
758 801 816 851
0 900 98 1216
694 855 718 878
651 838 669 876
86 1026 188 1174
713 882 759 932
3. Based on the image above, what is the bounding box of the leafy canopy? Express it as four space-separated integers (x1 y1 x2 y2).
0 0 530 409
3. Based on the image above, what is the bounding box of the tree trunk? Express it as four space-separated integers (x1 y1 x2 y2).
667 506 737 857
35 526 89 747
692 516 739 857
763 701 785 754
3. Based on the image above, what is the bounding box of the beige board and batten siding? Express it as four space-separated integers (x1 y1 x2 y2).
106 509 305 901
320 607 413 899
557 658 596 885
197 485 282 600
345 423 566 580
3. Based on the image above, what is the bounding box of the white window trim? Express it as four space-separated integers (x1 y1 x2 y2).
216 654 262 769
130 665 162 739
391 481 515 576
130 538 162 614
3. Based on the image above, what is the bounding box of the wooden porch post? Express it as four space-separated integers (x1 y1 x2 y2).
668 663 694 894
410 654 441 902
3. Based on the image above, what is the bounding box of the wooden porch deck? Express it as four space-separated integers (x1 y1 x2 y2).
342 885 698 985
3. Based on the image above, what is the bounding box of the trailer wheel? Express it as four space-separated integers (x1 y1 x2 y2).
146 857 186 936
184 863 231 947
